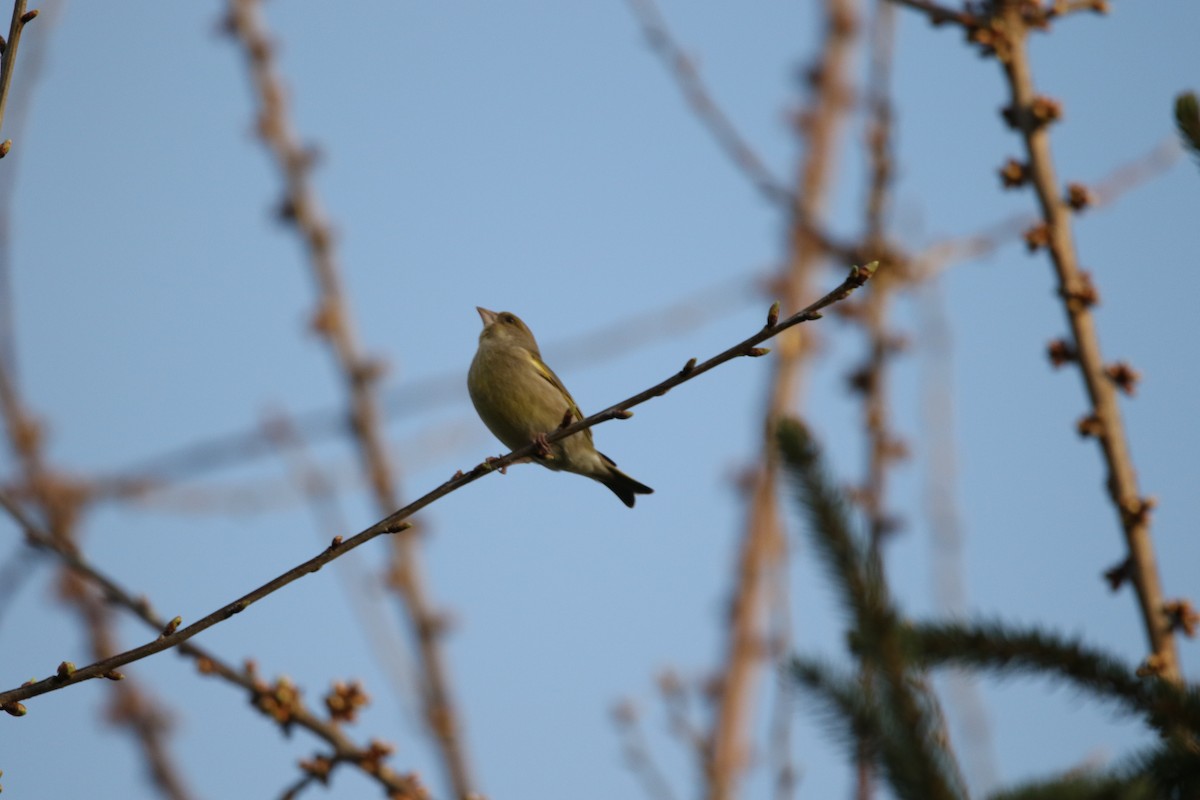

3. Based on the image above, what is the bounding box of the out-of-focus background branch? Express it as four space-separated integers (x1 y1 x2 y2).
0 1 1195 798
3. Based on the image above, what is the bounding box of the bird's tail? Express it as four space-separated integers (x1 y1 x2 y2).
597 453 654 508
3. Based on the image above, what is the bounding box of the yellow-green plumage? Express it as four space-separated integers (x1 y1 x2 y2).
468 307 653 508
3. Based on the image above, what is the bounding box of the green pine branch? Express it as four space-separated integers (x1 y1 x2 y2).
777 418 965 800
901 619 1200 736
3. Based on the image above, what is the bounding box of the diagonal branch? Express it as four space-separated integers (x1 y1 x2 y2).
0 261 876 710
624 0 793 206
0 495 430 799
990 2 1180 682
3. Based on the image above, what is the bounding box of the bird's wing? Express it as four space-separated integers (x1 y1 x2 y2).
529 352 585 425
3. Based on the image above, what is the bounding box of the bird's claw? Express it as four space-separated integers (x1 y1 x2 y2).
532 433 555 460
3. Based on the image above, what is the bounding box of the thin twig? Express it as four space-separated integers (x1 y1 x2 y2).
0 262 876 710
0 494 431 799
221 1 473 794
0 0 38 153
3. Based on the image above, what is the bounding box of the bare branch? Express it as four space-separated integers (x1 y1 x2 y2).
0 493 431 799
991 3 1180 681
625 0 793 206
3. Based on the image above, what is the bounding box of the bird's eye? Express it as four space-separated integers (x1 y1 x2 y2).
501 314 515 324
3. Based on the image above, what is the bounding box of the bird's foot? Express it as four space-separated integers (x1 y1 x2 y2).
532 432 555 460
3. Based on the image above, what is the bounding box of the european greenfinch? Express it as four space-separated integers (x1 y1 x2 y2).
468 308 653 508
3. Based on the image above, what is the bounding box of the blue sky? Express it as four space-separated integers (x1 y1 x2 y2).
1 2 1197 799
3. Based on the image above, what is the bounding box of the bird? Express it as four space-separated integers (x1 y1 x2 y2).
468 307 654 507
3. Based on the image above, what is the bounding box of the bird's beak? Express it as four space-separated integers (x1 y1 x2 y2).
476 307 498 327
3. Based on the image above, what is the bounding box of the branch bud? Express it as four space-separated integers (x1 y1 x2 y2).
998 158 1028 188
1075 413 1103 438
1046 338 1076 368
160 616 182 638
765 301 780 328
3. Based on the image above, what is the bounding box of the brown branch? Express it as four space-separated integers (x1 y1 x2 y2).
220 1 473 794
0 494 430 799
0 262 876 710
0 0 37 155
706 0 860 796
990 2 1180 681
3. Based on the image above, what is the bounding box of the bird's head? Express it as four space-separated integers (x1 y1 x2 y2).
476 307 540 354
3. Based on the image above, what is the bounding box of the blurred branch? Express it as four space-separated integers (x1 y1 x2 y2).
613 699 681 800
987 1 1182 682
0 220 194 800
918 282 1000 793
625 0 793 205
0 262 877 709
90 272 759 503
0 492 431 799
0 0 38 155
885 0 977 27
854 0 903 556
764 567 799 800
220 1 474 794
849 6 900 796
907 137 1180 282
113 420 480 517
261 411 419 725
706 0 860 795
